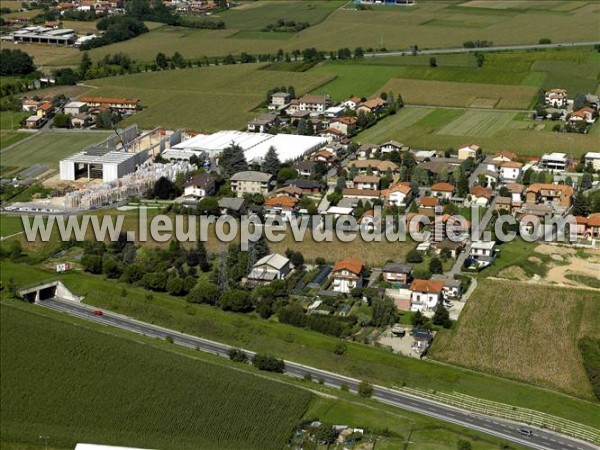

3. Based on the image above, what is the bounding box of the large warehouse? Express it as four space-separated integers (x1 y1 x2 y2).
60 126 181 183
163 130 327 164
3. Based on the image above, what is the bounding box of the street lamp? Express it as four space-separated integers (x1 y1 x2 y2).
39 435 49 450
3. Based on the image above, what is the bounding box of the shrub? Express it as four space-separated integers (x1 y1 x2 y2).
228 348 248 363
358 380 373 398
252 354 285 373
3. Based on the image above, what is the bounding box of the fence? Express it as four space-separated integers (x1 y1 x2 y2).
396 386 600 445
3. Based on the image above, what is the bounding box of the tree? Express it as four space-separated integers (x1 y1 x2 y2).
102 256 121 278
314 425 338 444
262 145 280 175
429 257 443 274
220 289 253 312
187 280 219 304
0 49 35 76
457 440 473 450
197 196 219 215
333 342 347 355
220 143 248 177
277 167 298 184
252 354 285 373
581 172 593 190
432 300 452 328
354 46 364 59
538 38 551 45
358 380 373 397
81 254 103 274
153 176 177 199
155 52 169 69
573 93 587 111
371 296 397 327
411 310 431 329
53 68 79 85
53 113 71 128
166 275 185 296
406 249 423 263
429 57 437 67
79 52 92 78
475 52 485 67
228 348 248 363
572 193 590 216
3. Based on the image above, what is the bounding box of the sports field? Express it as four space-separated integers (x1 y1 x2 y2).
0 304 312 449
430 279 600 400
0 131 111 175
87 63 335 131
357 106 599 157
49 0 600 66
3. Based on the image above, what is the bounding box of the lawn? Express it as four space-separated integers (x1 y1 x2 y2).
0 111 30 152
86 63 335 132
0 303 312 449
430 278 600 400
0 260 597 429
356 106 599 157
0 131 112 174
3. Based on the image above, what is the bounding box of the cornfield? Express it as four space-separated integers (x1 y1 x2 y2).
0 305 312 449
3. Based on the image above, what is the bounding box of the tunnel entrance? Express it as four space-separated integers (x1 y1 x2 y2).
18 281 80 303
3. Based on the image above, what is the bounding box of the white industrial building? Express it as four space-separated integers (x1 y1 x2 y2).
60 126 182 183
165 130 327 164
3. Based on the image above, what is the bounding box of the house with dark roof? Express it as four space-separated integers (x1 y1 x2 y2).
283 179 323 194
293 160 318 177
382 262 412 286
218 197 246 215
183 172 217 199
247 113 279 133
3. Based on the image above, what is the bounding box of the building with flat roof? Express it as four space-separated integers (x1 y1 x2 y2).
2 26 76 45
584 152 600 170
170 130 326 164
539 152 568 172
60 126 179 183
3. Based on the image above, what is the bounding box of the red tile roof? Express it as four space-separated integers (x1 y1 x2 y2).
333 258 364 275
431 182 456 192
410 279 444 294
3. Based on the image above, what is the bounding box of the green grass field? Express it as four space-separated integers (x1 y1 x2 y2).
87 63 335 131
430 278 600 400
0 303 312 449
0 131 112 175
49 1 600 66
357 105 599 157
0 111 30 152
0 260 597 429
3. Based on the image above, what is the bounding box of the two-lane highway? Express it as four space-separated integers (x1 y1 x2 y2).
40 298 597 450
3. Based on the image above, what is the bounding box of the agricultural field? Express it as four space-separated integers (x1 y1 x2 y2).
430 278 600 400
0 260 597 429
48 1 600 66
0 111 29 152
356 105 599 157
1 42 77 68
0 304 312 449
0 131 112 176
86 63 335 131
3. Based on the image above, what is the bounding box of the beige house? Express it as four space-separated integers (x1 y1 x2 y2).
230 171 273 198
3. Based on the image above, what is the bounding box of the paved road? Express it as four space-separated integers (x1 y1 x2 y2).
366 41 600 58
39 297 597 450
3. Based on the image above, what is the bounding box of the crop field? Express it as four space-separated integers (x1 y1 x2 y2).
87 63 335 131
382 78 537 109
357 106 599 157
1 42 77 68
0 304 312 449
0 111 29 152
0 131 111 174
430 279 600 400
48 1 600 66
1 261 597 429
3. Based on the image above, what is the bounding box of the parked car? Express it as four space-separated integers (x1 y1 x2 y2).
443 301 454 308
92 310 103 316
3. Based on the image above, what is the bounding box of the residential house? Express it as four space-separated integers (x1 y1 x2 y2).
569 107 596 124
269 92 291 110
585 94 600 110
22 99 39 112
418 196 439 217
470 240 496 258
572 215 589 238
24 115 44 129
345 159 398 176
419 158 462 178
290 109 310 123
64 101 88 115
319 127 345 142
79 96 140 111
584 152 600 170
383 182 412 207
353 175 380 190
309 148 338 166
341 188 381 200
483 170 499 187
544 89 568 108
410 279 445 312
295 94 331 114
432 239 463 259
431 276 462 299
493 150 518 162
283 179 323 194
505 183 524 206
326 205 355 218
331 258 364 293
378 140 407 154
494 161 523 181
324 106 345 118
263 196 298 221
469 185 493 207
70 113 92 128
183 172 217 199
457 144 480 160
247 113 278 133
525 183 573 208
430 182 455 200
294 160 318 177
357 143 377 159
343 96 362 110
218 197 246 216
36 101 54 118
382 262 412 286
586 213 600 239
494 196 512 213
247 253 291 284
356 97 387 115
538 152 568 172
275 185 303 198
329 116 357 135
230 171 273 198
